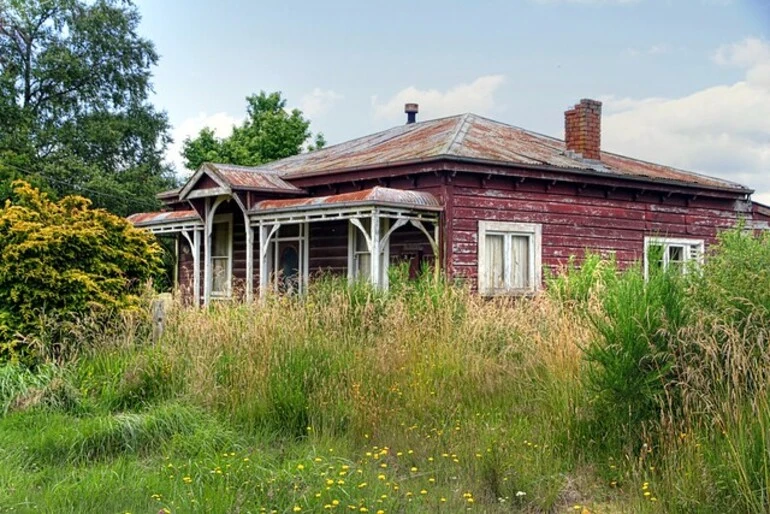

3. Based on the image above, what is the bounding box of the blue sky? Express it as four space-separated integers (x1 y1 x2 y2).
134 0 770 202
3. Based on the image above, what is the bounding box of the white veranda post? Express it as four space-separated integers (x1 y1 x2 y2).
259 222 281 299
370 211 381 287
180 229 202 306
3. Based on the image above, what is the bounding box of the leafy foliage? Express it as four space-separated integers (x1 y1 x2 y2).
181 91 326 171
0 0 174 215
0 181 162 362
583 264 689 445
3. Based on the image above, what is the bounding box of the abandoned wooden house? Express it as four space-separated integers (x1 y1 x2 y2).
128 99 770 304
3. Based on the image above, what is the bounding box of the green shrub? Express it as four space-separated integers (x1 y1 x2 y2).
583 264 688 448
0 181 163 363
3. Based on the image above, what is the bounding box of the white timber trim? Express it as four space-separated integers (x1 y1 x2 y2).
203 196 229 304
643 236 705 279
209 212 233 300
477 220 542 295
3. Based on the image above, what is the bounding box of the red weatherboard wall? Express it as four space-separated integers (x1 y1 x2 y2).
446 172 749 285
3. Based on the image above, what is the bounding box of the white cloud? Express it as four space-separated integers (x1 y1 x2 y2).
298 88 343 118
371 75 506 122
755 192 770 205
168 112 241 174
601 37 770 202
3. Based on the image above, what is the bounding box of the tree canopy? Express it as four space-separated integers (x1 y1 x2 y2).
182 91 326 172
0 0 174 215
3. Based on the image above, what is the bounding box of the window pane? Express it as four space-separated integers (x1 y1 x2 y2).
279 245 300 294
212 222 229 257
485 234 505 291
668 245 686 274
280 224 300 238
511 235 530 289
648 244 665 270
212 257 228 293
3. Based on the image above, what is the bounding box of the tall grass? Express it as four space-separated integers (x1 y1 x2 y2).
1 228 769 513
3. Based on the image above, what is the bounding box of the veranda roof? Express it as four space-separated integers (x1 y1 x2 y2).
127 210 202 233
248 187 441 225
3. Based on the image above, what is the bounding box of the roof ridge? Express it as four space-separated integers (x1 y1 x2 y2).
442 113 473 156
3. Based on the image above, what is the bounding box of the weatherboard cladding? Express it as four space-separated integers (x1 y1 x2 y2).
446 174 748 283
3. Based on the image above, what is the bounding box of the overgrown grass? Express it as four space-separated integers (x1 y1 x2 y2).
1 228 769 513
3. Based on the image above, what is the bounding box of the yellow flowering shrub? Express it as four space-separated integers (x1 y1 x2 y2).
0 181 163 361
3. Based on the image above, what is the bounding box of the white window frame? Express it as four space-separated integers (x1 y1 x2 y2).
210 214 233 298
478 221 542 295
348 218 390 287
644 236 704 279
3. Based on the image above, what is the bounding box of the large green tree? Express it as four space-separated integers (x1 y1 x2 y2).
182 91 326 171
0 0 174 215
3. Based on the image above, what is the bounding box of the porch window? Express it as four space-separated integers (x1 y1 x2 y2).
350 218 389 285
644 237 704 277
210 215 232 297
478 221 542 295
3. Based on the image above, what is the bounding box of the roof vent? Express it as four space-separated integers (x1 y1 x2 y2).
404 103 419 124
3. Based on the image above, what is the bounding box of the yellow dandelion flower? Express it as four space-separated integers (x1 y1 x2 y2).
410 467 418 472
297 464 305 471
293 507 302 513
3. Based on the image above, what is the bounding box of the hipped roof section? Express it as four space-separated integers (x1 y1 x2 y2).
166 113 751 201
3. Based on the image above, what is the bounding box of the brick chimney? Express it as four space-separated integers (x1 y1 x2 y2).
565 99 602 161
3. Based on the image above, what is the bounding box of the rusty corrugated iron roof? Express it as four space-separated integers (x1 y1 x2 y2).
207 163 303 192
230 113 748 193
250 187 441 213
127 210 201 227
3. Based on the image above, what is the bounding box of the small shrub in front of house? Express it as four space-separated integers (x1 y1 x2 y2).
0 180 163 363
